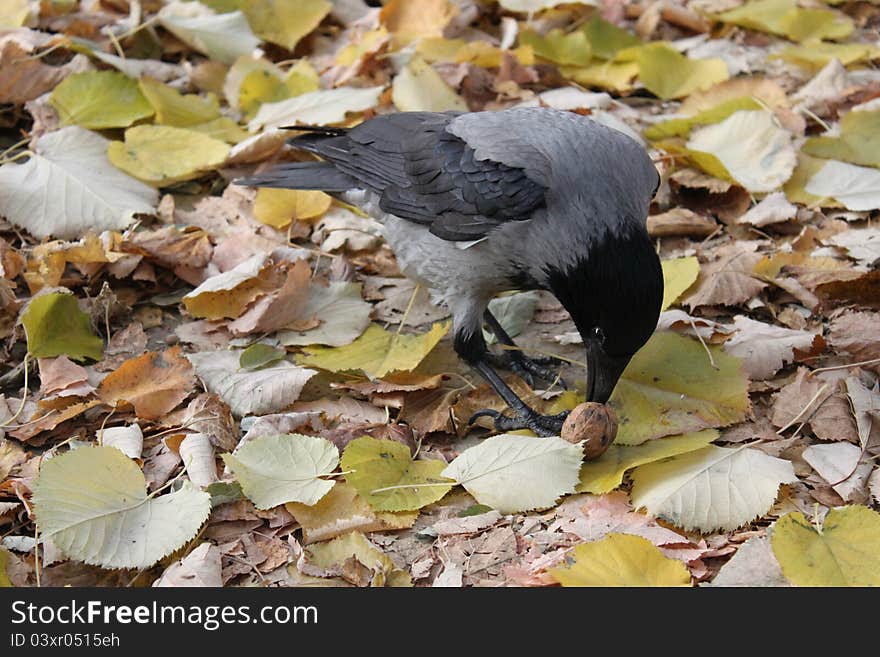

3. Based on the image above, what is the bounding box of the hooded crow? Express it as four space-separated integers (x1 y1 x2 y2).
237 108 663 436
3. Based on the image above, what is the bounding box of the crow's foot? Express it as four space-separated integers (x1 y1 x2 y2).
486 352 567 390
468 408 570 437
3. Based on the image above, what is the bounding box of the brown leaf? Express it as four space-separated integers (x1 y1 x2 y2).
771 368 858 442
815 270 880 309
97 347 195 420
829 311 880 371
227 258 311 335
321 422 416 454
126 225 213 271
163 392 237 451
647 208 718 238
37 356 94 398
0 41 73 104
684 244 767 309
9 399 102 442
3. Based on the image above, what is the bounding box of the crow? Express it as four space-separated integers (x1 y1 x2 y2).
237 108 663 436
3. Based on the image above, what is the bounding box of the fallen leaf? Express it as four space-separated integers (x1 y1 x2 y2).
21 292 103 361
638 43 728 100
660 257 700 312
179 433 218 488
253 188 332 228
803 110 880 168
707 534 789 587
380 0 456 47
549 533 691 587
736 192 798 227
341 437 453 511
392 56 467 112
32 446 211 569
182 254 279 320
722 315 821 380
138 76 221 127
98 347 195 420
242 0 330 50
771 369 858 443
99 424 144 460
277 281 372 347
158 1 261 65
686 110 796 192
298 322 450 379
683 244 766 309
519 29 592 67
829 311 880 369
611 332 750 445
248 86 384 132
154 542 222 587
771 505 880 586
0 127 157 239
647 208 718 238
441 434 583 513
718 0 852 42
49 71 154 129
577 430 718 494
223 433 339 509
803 442 870 502
227 259 311 335
239 343 286 370
630 445 797 531
286 482 418 544
828 228 880 268
187 349 316 416
108 125 230 186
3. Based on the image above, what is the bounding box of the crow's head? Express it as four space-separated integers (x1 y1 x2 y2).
546 221 663 404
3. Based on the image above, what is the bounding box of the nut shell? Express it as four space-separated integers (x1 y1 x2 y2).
561 402 618 460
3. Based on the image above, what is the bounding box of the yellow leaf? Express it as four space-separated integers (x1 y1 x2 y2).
577 430 717 494
284 59 320 96
303 531 411 587
138 76 221 127
783 153 831 206
380 0 457 47
771 506 880 586
187 116 251 143
580 16 641 60
298 322 450 378
561 60 639 92
286 482 418 544
107 125 230 186
661 256 700 311
773 42 880 71
242 0 330 50
392 56 467 112
0 0 29 28
645 98 763 141
679 78 789 116
336 28 390 66
549 534 691 587
718 0 852 42
50 71 154 129
611 332 750 445
342 437 453 511
519 29 592 67
637 43 729 100
803 110 880 168
254 188 332 228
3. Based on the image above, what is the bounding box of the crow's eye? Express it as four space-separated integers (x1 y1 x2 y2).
592 327 604 341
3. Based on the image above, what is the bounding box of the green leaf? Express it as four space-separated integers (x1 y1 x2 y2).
31 446 211 569
772 42 880 71
139 76 221 127
484 291 541 345
108 125 230 187
718 0 852 42
611 332 749 445
242 0 330 50
660 257 700 311
222 433 339 509
581 16 641 60
637 43 728 100
341 437 453 512
577 430 717 494
549 533 691 587
631 445 797 532
803 110 880 168
644 97 763 141
297 321 450 378
441 434 583 513
519 29 592 66
21 292 103 361
239 343 286 370
206 481 244 507
302 531 410 586
771 506 880 586
49 71 154 129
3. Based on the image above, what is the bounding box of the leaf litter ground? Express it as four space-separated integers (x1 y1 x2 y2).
1 0 879 588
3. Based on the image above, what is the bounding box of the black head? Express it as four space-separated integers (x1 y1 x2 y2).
546 225 663 403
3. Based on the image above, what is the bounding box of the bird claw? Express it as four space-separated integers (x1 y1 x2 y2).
468 408 571 437
487 352 567 390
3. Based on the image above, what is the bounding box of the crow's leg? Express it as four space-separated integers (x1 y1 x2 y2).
483 309 566 389
468 361 570 437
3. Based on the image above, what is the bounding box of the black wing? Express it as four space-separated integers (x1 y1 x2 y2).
240 113 547 241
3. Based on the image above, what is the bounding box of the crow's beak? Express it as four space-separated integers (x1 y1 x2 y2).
585 340 631 404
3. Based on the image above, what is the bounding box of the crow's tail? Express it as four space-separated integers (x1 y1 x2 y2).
235 161 356 191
